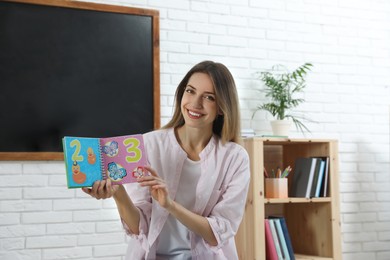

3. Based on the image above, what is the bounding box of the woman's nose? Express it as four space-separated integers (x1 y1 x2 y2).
191 95 203 108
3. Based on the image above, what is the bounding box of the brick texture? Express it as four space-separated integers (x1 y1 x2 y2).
1 0 389 259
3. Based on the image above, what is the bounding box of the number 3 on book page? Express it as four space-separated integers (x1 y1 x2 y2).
123 137 143 163
70 139 84 162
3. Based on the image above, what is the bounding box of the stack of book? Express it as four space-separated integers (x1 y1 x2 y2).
265 216 295 260
289 157 330 198
241 128 256 137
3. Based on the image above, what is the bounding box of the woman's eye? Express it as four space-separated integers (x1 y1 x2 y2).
204 95 215 101
185 88 194 94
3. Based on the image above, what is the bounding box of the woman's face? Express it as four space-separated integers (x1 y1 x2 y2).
180 72 218 130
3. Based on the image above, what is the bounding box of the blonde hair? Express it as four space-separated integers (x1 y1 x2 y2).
163 61 241 144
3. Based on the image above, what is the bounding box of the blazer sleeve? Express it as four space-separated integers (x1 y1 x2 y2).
202 147 251 250
120 179 152 255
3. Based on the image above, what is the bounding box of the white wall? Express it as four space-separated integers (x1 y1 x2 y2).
1 0 390 259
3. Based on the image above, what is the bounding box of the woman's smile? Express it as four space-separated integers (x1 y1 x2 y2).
187 109 203 119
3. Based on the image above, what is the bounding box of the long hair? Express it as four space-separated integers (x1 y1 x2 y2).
163 61 241 144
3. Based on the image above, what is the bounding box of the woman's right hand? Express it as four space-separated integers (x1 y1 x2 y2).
82 179 120 199
137 165 173 210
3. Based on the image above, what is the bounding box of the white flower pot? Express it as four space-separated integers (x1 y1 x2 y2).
270 120 291 136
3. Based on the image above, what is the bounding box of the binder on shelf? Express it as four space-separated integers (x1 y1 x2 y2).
270 216 295 260
264 219 278 260
309 158 322 198
314 158 326 197
273 218 291 260
290 157 317 198
319 157 330 197
268 218 284 259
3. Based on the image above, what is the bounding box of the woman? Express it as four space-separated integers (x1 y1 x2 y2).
82 61 250 259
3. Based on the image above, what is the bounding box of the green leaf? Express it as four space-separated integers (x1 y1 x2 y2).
252 62 314 134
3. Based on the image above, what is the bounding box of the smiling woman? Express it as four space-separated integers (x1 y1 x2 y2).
179 73 219 138
165 61 241 144
82 61 251 260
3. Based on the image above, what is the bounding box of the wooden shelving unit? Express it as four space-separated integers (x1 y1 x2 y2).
235 137 342 260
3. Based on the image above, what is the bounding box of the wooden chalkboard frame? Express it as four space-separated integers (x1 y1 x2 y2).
0 0 160 161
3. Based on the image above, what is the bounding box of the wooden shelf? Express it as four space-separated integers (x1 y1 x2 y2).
265 197 332 204
235 137 342 260
295 253 333 260
0 152 63 161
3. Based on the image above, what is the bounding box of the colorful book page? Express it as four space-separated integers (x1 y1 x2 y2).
63 137 102 188
100 134 148 184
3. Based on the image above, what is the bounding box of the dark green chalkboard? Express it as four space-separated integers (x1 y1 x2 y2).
0 0 160 159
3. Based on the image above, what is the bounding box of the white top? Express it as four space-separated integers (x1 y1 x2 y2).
123 128 250 260
156 158 201 259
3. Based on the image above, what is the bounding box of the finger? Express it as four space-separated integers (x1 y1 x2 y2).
138 179 162 187
143 165 158 177
137 175 158 183
91 181 100 195
152 184 167 190
106 179 117 197
82 187 92 195
106 178 112 192
97 180 107 196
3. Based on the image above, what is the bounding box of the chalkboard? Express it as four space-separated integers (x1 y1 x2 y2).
0 0 160 160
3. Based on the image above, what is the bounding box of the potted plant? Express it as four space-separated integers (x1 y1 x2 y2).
252 63 313 136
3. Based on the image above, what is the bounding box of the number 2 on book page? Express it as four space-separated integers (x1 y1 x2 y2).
70 139 84 162
123 137 142 163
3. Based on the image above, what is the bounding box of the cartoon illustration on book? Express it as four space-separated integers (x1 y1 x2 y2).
87 147 96 164
132 166 146 178
63 134 147 188
72 161 87 184
102 141 119 157
107 162 127 181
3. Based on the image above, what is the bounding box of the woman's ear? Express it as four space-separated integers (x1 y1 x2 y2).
215 111 223 119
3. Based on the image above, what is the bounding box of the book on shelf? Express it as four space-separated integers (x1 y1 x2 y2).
240 128 289 139
314 158 326 197
309 158 322 198
62 134 148 188
241 128 256 137
309 156 330 197
280 218 295 260
269 216 295 260
273 218 291 260
260 134 288 138
319 157 330 197
264 219 278 260
290 157 318 198
268 218 284 259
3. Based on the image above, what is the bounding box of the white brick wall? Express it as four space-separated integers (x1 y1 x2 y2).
0 161 127 259
1 0 390 259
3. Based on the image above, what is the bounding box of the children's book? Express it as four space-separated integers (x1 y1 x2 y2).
269 216 295 260
273 218 291 260
264 219 278 260
290 157 317 198
62 134 148 188
268 219 283 259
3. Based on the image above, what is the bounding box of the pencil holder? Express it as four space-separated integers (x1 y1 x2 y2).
265 178 288 198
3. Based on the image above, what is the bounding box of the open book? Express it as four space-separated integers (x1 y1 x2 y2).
63 134 148 188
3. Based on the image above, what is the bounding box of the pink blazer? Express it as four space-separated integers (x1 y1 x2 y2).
122 128 250 260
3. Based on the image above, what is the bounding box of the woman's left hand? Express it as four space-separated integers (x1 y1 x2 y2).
138 166 173 209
